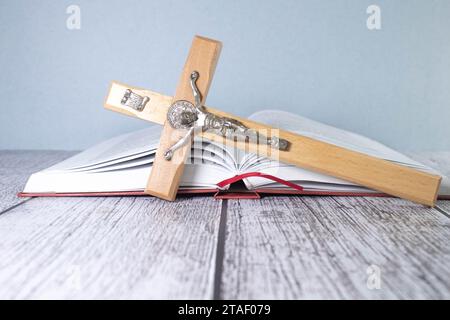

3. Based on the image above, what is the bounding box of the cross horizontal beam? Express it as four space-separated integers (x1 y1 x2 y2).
105 81 441 206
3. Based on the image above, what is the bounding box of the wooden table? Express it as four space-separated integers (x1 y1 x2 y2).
0 150 449 299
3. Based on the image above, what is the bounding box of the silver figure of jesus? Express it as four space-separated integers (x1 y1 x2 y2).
164 71 290 161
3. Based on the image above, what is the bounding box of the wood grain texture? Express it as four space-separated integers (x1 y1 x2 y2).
437 201 450 215
104 84 441 206
0 196 222 299
146 35 222 201
0 151 75 213
221 196 450 299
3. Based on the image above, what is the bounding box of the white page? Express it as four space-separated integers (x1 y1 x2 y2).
63 150 154 172
83 155 155 173
24 165 152 193
23 127 236 193
23 162 232 193
48 126 162 171
242 165 359 190
257 181 375 193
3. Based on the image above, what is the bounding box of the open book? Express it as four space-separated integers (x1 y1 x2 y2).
21 110 450 199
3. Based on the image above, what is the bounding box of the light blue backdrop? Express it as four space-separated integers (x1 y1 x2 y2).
1 0 449 151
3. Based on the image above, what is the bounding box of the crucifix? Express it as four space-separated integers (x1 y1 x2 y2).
104 35 441 206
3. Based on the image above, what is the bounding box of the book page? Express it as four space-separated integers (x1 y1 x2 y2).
23 127 237 193
47 126 162 171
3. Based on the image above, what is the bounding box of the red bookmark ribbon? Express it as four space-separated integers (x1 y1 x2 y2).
217 172 303 191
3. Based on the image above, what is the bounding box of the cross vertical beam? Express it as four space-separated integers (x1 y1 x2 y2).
145 36 222 200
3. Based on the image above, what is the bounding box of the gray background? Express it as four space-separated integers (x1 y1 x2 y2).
1 0 449 151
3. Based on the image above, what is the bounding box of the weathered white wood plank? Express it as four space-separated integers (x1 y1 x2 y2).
0 151 75 212
437 201 450 215
1 150 449 299
0 196 222 299
221 196 450 299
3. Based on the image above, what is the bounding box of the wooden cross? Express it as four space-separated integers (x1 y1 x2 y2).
104 35 441 206
147 36 222 200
